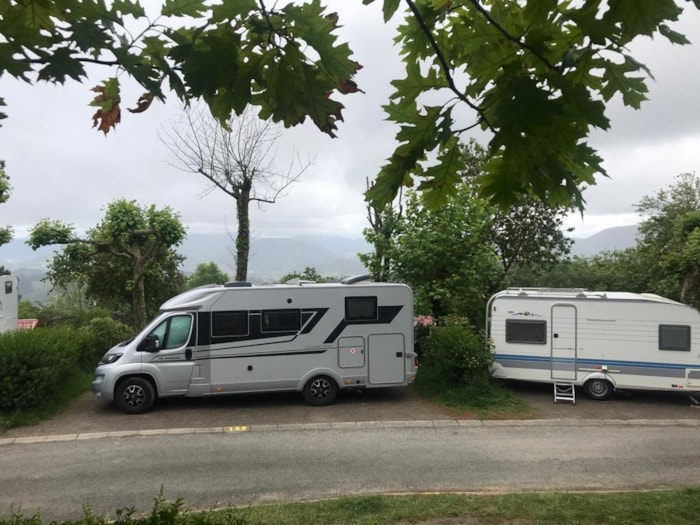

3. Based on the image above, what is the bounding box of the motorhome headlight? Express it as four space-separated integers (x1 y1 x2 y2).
99 353 123 365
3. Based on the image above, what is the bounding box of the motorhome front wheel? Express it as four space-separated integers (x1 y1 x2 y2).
584 378 613 401
303 375 338 406
115 377 156 414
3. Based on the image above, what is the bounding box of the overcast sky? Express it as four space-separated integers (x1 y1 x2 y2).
1 2 699 250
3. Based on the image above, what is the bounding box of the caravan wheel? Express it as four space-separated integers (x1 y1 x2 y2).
303 375 338 406
584 378 613 401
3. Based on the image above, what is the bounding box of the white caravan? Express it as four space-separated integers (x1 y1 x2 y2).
0 275 19 333
92 279 416 413
486 288 700 400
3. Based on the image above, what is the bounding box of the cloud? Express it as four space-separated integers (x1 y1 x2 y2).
0 2 699 247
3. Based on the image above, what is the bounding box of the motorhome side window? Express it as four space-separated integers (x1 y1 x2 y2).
149 315 192 349
262 310 301 332
345 296 378 321
212 311 248 337
658 324 691 351
505 319 547 344
4 281 11 294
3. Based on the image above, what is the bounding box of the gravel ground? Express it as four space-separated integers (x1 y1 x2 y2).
4 379 699 439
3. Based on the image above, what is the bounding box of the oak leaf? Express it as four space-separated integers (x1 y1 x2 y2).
128 93 154 114
90 80 122 135
92 104 121 134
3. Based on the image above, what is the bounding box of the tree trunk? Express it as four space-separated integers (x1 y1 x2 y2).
235 180 252 282
133 258 148 330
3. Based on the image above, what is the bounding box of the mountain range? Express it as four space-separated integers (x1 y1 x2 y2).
568 224 638 257
0 225 639 304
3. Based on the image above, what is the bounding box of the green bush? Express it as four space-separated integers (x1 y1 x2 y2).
0 328 82 414
77 317 133 372
0 321 132 430
420 318 492 386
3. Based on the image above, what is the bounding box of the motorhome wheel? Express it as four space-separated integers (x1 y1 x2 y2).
115 377 156 414
584 378 613 401
303 375 338 406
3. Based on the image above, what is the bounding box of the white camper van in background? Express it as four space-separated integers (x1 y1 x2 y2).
487 288 700 401
0 275 18 333
93 278 417 413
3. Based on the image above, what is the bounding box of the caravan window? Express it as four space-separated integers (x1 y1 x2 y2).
505 319 547 344
212 311 248 337
262 309 301 332
658 324 690 351
345 296 378 321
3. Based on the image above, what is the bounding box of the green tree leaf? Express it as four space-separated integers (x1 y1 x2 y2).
161 0 208 17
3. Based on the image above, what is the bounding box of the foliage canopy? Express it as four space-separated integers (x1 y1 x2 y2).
27 199 187 329
1 0 696 210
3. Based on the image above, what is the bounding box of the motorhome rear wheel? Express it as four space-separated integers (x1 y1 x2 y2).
303 375 338 406
583 378 613 401
115 377 156 414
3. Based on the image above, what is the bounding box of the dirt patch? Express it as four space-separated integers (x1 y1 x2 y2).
3 381 698 438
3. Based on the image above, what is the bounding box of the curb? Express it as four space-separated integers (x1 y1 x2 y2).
2 418 699 446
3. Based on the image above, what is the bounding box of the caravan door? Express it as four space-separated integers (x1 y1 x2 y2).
551 304 577 381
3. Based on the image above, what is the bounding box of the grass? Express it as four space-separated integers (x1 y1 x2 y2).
2 489 699 524
415 364 533 418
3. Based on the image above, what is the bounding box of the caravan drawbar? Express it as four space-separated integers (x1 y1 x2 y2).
92 279 416 413
487 288 700 400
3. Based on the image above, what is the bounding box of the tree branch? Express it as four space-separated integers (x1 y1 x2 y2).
404 0 492 131
467 0 558 72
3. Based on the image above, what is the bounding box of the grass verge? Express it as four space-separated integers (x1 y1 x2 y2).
415 365 533 418
2 489 699 524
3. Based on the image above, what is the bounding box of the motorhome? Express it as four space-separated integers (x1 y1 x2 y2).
486 288 700 401
0 275 18 333
92 278 417 413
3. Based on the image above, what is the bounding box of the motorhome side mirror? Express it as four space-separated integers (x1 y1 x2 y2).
139 335 161 352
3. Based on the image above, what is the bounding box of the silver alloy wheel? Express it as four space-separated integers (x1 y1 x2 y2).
122 383 146 408
310 377 332 400
303 375 338 406
115 377 156 413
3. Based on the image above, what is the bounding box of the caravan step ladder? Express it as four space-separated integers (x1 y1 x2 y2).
553 382 576 404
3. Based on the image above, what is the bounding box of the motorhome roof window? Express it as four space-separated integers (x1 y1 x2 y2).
262 309 301 332
658 324 691 351
345 296 378 321
212 311 248 337
505 319 547 344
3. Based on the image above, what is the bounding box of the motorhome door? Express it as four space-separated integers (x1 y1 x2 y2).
368 333 406 384
551 304 577 381
142 313 196 395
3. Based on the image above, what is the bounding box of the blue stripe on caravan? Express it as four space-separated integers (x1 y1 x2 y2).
493 354 694 371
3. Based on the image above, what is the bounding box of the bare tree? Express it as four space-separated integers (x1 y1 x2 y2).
161 106 313 281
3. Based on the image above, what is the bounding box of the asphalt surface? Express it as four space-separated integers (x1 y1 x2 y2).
3 422 700 522
3 380 699 439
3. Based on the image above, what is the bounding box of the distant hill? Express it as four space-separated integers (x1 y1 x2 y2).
180 234 370 280
568 224 639 257
0 226 641 304
0 234 371 303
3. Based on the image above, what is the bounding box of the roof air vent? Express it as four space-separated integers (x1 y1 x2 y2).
224 281 253 288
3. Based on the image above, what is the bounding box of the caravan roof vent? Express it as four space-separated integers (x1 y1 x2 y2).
341 274 372 285
224 281 253 288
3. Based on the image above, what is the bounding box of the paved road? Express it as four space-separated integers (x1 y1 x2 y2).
2 421 700 522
